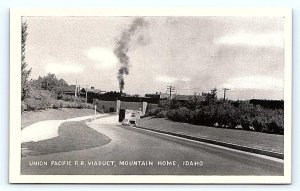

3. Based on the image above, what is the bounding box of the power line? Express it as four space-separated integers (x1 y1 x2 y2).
176 88 282 93
225 89 283 92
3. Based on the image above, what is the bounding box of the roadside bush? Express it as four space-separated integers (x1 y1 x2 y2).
96 106 105 114
69 102 76 108
23 76 97 112
175 107 190 122
23 89 55 111
151 100 284 135
23 97 50 111
166 109 176 120
167 107 190 122
78 102 94 109
23 90 95 111
156 110 168 118
52 100 63 109
60 95 86 103
145 108 162 117
158 99 171 108
145 107 169 118
21 101 27 112
215 102 240 128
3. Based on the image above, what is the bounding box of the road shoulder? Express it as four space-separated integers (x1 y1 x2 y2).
138 117 284 159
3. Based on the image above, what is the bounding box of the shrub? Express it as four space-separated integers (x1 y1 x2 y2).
23 97 49 111
61 95 86 103
176 107 190 122
96 107 105 114
166 109 177 120
21 101 27 112
23 81 97 112
67 102 76 108
146 108 161 117
23 89 56 111
161 100 284 135
166 107 190 122
52 100 63 109
156 110 168 118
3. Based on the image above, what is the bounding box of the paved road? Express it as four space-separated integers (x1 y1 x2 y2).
21 116 283 175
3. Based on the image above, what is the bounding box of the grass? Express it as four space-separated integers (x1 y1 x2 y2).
21 121 111 157
138 117 284 154
21 108 98 128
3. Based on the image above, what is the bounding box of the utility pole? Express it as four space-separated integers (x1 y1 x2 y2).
75 83 90 102
85 85 88 103
167 86 175 99
78 84 89 102
75 80 77 97
222 88 230 101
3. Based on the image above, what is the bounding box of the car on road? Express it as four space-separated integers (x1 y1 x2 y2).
121 119 130 126
122 113 138 126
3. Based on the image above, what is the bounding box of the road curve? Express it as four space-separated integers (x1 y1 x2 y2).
21 116 283 175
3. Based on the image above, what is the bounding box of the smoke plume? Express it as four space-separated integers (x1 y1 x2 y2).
114 18 146 92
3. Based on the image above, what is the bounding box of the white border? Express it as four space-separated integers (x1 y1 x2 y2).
9 8 292 184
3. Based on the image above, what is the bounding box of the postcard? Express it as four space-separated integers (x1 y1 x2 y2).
10 8 292 183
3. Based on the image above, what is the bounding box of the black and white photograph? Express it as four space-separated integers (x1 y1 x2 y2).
9 8 292 183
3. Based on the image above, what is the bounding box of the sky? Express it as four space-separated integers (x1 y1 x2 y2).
24 16 284 100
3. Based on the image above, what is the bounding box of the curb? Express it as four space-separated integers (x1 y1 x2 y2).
136 126 284 160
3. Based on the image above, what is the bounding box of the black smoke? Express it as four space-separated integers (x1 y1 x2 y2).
114 18 146 92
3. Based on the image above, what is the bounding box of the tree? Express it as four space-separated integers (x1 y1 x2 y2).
41 73 55 91
40 73 68 92
202 88 217 104
52 78 69 96
21 20 32 100
31 75 68 89
210 88 218 100
30 76 43 89
186 94 204 110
